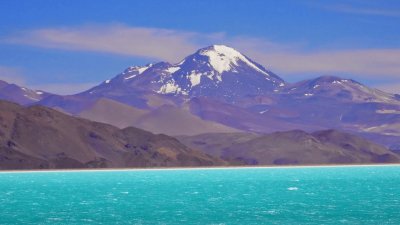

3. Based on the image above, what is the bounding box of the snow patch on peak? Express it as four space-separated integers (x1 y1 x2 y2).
24 94 39 101
177 59 186 65
126 65 152 73
188 71 202 87
138 66 150 74
332 80 343 85
198 45 270 76
124 74 137 80
157 80 187 95
124 65 151 80
137 64 153 74
166 66 180 74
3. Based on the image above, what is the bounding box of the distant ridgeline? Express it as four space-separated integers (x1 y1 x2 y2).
0 100 399 170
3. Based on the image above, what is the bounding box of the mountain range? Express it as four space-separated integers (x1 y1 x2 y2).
0 100 224 169
1 100 398 169
1 44 400 157
178 130 400 165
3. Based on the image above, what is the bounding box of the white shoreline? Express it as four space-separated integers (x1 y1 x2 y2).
1 164 400 174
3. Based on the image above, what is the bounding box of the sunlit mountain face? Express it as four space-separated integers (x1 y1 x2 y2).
83 45 284 104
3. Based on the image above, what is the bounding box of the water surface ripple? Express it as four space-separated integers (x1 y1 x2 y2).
0 166 399 224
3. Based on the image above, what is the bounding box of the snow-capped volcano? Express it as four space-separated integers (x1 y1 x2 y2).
166 45 285 94
93 45 285 101
182 44 279 80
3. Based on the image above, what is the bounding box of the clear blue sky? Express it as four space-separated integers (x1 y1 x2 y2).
0 0 399 94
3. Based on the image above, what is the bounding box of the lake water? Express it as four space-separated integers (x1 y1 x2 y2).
0 166 399 224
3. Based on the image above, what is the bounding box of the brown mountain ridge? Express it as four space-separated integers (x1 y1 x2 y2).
178 130 400 165
0 99 399 170
0 100 223 170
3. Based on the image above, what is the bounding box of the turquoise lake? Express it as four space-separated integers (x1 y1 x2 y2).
0 166 399 224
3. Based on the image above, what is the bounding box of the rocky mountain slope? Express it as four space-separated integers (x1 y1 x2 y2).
0 100 224 170
0 80 50 105
178 130 400 165
0 99 398 169
78 98 238 136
